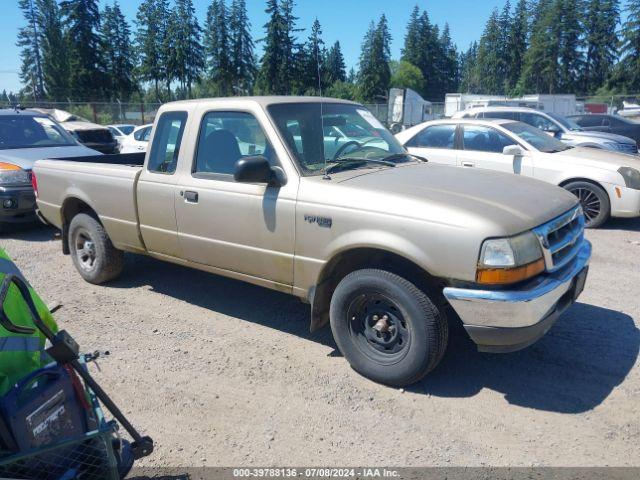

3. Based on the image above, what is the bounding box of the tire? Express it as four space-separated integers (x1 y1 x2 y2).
329 269 448 386
563 181 611 228
68 213 124 284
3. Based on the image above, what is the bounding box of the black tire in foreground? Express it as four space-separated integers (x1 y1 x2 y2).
68 213 124 284
329 269 448 386
563 180 611 229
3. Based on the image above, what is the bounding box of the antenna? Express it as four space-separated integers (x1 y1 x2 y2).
315 26 329 180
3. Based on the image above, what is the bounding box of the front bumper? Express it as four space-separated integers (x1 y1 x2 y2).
0 185 37 224
443 240 591 353
604 183 640 218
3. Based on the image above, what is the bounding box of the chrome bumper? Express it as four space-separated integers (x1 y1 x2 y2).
443 240 591 352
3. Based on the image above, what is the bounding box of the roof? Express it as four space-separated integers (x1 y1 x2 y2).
163 96 360 109
0 108 45 117
459 106 542 114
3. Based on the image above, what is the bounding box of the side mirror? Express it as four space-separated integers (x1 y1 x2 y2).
234 155 286 187
503 145 524 156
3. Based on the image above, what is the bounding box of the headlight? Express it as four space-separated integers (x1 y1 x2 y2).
618 167 640 190
477 231 545 285
0 162 30 186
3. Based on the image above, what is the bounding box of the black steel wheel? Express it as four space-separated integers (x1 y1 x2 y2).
564 181 610 228
330 269 448 386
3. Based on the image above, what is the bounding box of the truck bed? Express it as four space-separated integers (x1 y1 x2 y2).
34 156 146 253
49 152 146 166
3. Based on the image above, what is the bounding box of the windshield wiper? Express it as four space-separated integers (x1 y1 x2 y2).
325 157 396 174
379 152 414 163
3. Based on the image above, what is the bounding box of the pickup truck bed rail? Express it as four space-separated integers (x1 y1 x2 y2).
48 152 145 166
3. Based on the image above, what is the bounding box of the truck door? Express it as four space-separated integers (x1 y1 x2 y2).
137 111 189 258
173 108 296 287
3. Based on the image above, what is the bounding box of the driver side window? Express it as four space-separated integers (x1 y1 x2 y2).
194 111 273 177
462 125 515 153
520 113 557 132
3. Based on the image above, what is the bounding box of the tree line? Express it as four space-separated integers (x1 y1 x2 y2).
15 0 640 105
460 0 640 98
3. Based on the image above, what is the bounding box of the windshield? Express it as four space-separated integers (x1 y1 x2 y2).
0 115 77 150
503 122 572 153
548 112 583 131
268 103 411 175
118 125 135 135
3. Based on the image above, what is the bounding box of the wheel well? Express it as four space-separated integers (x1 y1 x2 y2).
60 198 100 254
309 248 445 332
559 177 610 199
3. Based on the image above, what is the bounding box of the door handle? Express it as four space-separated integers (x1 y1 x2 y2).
462 162 475 167
184 191 199 203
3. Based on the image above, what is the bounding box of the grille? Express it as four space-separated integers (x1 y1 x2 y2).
532 205 585 272
76 129 114 144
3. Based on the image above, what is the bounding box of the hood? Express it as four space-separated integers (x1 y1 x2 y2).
336 163 578 235
557 146 640 170
62 120 109 131
564 130 636 145
0 145 100 170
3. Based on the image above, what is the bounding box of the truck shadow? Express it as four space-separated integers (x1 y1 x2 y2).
109 253 336 349
111 254 638 414
414 303 639 413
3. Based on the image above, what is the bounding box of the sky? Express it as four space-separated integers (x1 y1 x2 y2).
0 0 509 93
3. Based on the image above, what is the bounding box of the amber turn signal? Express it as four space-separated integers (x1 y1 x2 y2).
476 258 546 285
0 162 21 171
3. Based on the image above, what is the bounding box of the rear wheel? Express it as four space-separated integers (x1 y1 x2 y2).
329 269 448 386
68 213 124 284
563 181 610 228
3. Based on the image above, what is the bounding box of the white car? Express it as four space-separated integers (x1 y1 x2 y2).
107 124 136 147
119 124 152 153
397 118 640 228
453 106 639 154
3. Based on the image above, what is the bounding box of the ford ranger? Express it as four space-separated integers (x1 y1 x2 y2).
33 97 591 386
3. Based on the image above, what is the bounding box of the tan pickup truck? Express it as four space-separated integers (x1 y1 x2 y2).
33 97 591 386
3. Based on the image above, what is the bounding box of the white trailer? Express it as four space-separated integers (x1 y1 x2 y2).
445 93 578 117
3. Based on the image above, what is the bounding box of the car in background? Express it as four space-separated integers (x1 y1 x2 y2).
568 114 640 145
107 124 136 148
397 118 640 228
31 108 119 154
453 106 639 155
119 124 152 153
0 109 100 230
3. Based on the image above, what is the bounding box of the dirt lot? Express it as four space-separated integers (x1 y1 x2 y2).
2 220 639 469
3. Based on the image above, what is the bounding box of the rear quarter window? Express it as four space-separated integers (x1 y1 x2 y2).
147 112 188 174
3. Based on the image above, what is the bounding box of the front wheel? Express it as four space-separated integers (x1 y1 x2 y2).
68 213 124 284
329 269 448 386
563 181 610 228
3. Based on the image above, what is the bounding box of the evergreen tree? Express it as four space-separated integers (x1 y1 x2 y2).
358 16 392 102
60 0 105 100
609 0 640 92
204 0 233 95
459 42 480 92
229 0 255 93
279 0 302 94
300 18 326 94
100 1 135 100
475 8 505 94
438 24 459 96
557 0 583 92
506 0 528 94
135 0 170 99
17 0 45 100
256 0 285 94
584 0 620 93
38 0 68 99
326 41 347 85
167 0 204 97
518 0 560 93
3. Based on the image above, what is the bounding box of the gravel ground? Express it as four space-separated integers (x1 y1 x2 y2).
1 220 639 470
